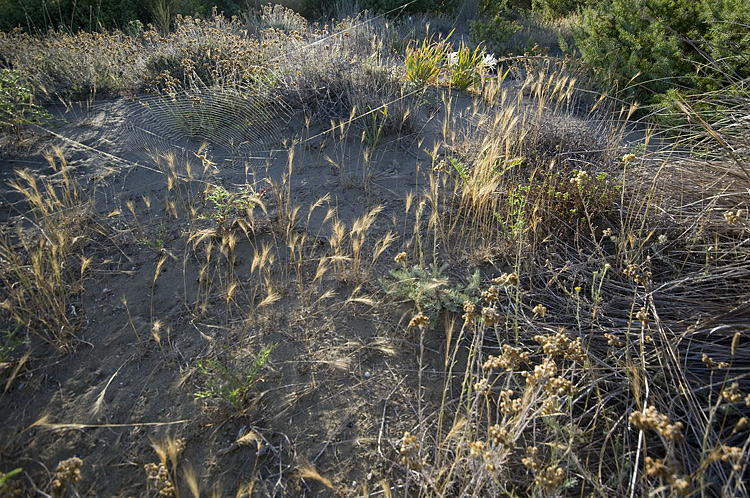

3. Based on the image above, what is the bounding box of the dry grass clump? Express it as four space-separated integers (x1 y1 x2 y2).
0 148 94 353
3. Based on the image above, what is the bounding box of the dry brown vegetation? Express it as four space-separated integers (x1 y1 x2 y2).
0 4 749 498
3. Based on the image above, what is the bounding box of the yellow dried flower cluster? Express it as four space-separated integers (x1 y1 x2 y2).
394 251 407 264
724 210 743 223
483 345 530 372
645 456 691 496
399 432 423 470
469 440 485 457
629 406 683 442
481 285 500 302
144 463 175 497
409 312 429 329
721 382 744 403
636 307 650 325
500 390 523 414
492 272 519 287
702 354 729 371
463 300 476 326
570 169 589 187
51 457 83 498
489 424 514 449
604 333 623 348
532 303 547 318
522 446 541 470
621 153 637 163
534 330 586 363
545 376 577 396
474 377 491 395
623 263 651 286
481 306 500 326
535 465 565 493
522 358 558 385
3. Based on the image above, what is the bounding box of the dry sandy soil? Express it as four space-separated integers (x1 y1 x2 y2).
0 80 627 496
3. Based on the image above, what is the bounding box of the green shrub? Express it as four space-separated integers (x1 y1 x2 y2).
0 69 52 131
574 0 750 102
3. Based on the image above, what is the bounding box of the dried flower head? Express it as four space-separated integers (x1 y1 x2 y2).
469 440 485 458
483 345 530 372
605 333 623 348
408 312 429 329
394 251 407 264
702 354 730 371
492 272 519 287
621 153 637 163
481 306 500 326
636 307 650 325
721 382 744 404
570 169 589 187
488 424 514 449
399 432 422 470
724 210 742 224
52 457 83 498
474 377 490 395
532 303 547 318
629 406 683 442
144 462 175 497
500 389 523 414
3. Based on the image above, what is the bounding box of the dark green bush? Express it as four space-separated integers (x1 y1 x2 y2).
574 0 750 102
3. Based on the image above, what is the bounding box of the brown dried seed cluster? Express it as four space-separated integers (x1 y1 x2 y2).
469 440 485 457
483 345 530 372
645 456 690 495
635 307 650 325
702 354 730 371
463 300 476 326
522 446 541 470
605 333 623 348
51 457 83 498
532 303 547 318
488 424 514 449
534 330 586 362
545 376 577 396
408 312 429 329
721 382 744 403
724 210 743 223
535 465 565 493
629 406 683 442
492 272 519 287
399 432 423 470
481 285 500 302
474 377 490 395
623 263 651 286
522 358 557 385
500 390 523 414
481 306 500 326
144 463 175 497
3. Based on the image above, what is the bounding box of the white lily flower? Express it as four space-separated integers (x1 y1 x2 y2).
480 53 497 69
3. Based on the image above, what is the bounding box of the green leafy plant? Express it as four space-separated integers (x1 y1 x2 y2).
137 223 165 253
363 107 388 150
195 343 276 412
380 262 480 326
446 41 487 91
0 69 53 137
202 184 266 232
0 322 24 364
404 35 450 87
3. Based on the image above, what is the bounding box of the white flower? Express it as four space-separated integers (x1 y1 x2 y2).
448 52 458 67
480 53 497 69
